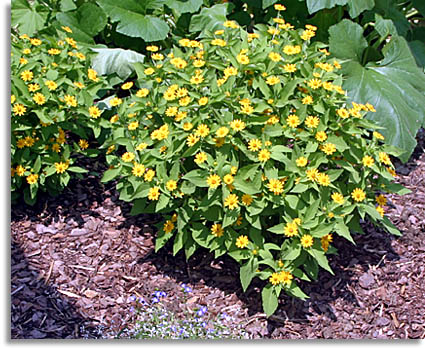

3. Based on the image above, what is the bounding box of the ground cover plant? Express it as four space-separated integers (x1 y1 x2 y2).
10 27 110 205
98 5 409 316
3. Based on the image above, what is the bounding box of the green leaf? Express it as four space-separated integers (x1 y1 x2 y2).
182 169 209 187
189 3 228 34
329 19 368 62
330 22 425 162
308 247 334 274
381 216 402 236
286 282 309 300
375 13 397 38
233 176 260 195
165 0 203 13
262 0 278 9
11 0 48 36
96 0 169 41
91 48 145 80
60 0 77 12
56 3 107 43
101 167 121 183
267 223 285 234
240 258 258 292
408 40 425 69
383 182 411 195
334 222 355 244
262 284 278 317
306 0 374 18
67 166 88 174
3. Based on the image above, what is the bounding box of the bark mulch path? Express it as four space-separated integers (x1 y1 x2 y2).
11 132 425 339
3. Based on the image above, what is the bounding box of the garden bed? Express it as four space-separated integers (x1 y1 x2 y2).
11 131 425 339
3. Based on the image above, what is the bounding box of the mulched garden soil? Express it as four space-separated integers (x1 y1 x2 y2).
11 130 425 339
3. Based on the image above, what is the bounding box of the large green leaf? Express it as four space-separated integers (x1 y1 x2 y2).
11 0 48 35
165 0 203 13
189 3 229 34
56 3 107 43
329 20 425 162
96 0 169 41
306 0 374 18
91 48 145 79
261 284 278 317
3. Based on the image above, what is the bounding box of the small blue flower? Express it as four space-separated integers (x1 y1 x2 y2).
201 322 207 328
196 306 208 316
152 297 160 304
128 295 137 302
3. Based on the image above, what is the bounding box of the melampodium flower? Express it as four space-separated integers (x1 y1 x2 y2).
258 149 271 162
20 70 33 82
283 64 297 73
317 172 330 186
26 174 38 185
351 188 366 202
216 127 229 138
296 157 308 167
337 108 350 119
300 234 314 248
376 206 385 217
78 139 89 150
331 192 345 205
248 139 262 152
136 88 149 97
122 152 135 162
307 78 322 89
376 194 387 206
121 82 133 90
64 95 77 107
224 194 239 210
242 194 253 206
163 220 174 233
379 152 392 165
88 69 99 82
230 119 246 132
194 152 208 164
128 121 139 130
274 3 286 11
362 155 375 167
55 161 69 174
45 80 57 90
144 169 155 182
269 273 280 285
283 45 301 55
284 222 298 237
223 174 234 185
268 52 281 62
148 187 160 200
278 271 293 285
286 115 300 128
207 174 221 189
302 96 313 105
321 143 336 155
13 103 26 116
211 223 224 237
235 235 249 248
132 163 145 177
195 124 210 137
315 131 327 142
166 180 178 191
186 134 200 147
306 168 319 181
198 97 208 106
268 179 284 195
89 106 101 118
266 75 280 85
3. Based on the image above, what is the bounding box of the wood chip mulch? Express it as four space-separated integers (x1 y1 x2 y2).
11 132 425 339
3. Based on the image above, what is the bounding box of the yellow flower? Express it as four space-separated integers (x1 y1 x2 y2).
307 78 322 89
286 114 300 128
64 95 77 107
88 68 99 82
269 273 280 286
278 271 293 285
376 194 387 206
211 223 224 237
362 155 375 167
224 194 239 210
144 169 155 182
223 20 239 28
15 165 25 176
379 152 392 165
122 152 135 162
242 194 253 206
315 131 327 142
207 174 221 189
248 139 262 152
331 192 345 205
376 206 385 217
26 174 38 185
136 88 149 98
268 179 284 195
373 131 385 140
216 127 229 138
351 188 366 202
305 116 319 128
146 45 159 52
183 122 193 131
165 106 178 117
317 172 330 186
237 54 249 65
45 80 58 90
20 70 33 82
78 139 89 150
321 143 336 155
211 38 227 47
296 157 308 167
148 186 161 200
230 119 246 132
166 180 178 191
55 161 69 174
198 97 208 106
193 59 205 67
266 75 280 85
195 124 210 137
121 82 133 90
110 114 119 123
337 108 350 119
163 220 175 233
268 52 281 62
194 152 208 164
152 53 164 60
89 105 101 119
223 174 234 185
274 4 286 11
190 74 204 84
224 66 238 77
258 149 271 162
144 67 155 75
284 222 298 237
306 168 319 181
73 81 85 89
283 45 301 55
30 38 42 46
136 143 148 151
128 121 139 130
302 96 313 105
32 92 46 105
300 235 314 248
301 29 315 41
235 235 249 248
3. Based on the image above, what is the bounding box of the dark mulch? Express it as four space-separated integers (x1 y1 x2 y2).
10 131 425 339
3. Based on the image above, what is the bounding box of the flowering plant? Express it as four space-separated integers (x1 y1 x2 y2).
100 6 408 316
11 27 109 205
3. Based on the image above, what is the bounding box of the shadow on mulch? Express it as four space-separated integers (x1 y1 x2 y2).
11 241 103 339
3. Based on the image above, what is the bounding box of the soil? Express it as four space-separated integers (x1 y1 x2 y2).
10 129 425 339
